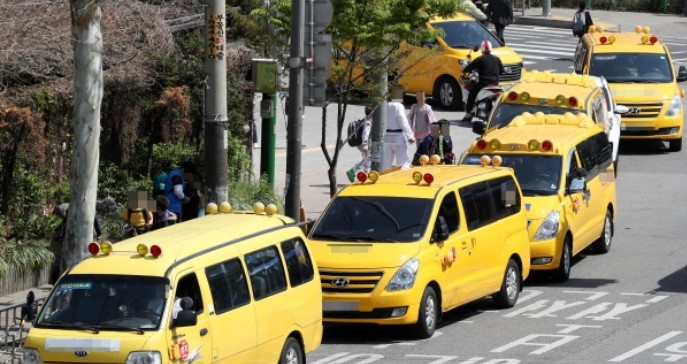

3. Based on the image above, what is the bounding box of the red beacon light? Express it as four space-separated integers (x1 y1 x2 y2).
542 140 554 152
568 97 578 107
476 139 488 150
599 36 608 44
88 242 100 256
150 245 162 257
649 35 658 44
423 173 434 185
507 91 518 101
356 171 368 183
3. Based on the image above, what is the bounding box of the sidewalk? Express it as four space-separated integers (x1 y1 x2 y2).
514 7 687 36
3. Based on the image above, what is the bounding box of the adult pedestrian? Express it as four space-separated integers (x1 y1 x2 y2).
346 105 373 182
407 91 437 147
486 0 514 44
460 40 504 123
164 166 187 221
383 98 415 170
181 162 202 221
572 1 594 39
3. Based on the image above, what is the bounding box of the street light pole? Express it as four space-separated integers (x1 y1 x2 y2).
285 0 305 220
204 0 229 204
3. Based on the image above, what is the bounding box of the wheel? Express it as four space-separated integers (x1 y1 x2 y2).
433 77 461 110
493 259 521 308
669 137 682 152
412 286 438 339
592 210 613 254
279 337 303 364
553 237 571 282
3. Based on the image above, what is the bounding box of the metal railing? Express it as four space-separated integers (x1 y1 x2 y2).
0 294 46 364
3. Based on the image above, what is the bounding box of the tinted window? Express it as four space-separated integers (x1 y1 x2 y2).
459 182 496 230
590 53 673 82
488 176 521 218
246 246 287 300
281 238 314 287
577 132 611 178
432 20 502 49
310 196 434 242
464 154 562 196
175 273 204 314
438 191 460 234
206 259 250 314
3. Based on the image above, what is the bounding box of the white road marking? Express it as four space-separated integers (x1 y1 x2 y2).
609 331 683 362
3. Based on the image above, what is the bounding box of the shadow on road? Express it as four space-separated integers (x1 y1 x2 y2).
651 264 687 294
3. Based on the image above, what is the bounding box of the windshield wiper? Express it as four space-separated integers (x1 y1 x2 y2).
347 235 397 242
39 321 100 334
310 233 349 241
95 323 145 335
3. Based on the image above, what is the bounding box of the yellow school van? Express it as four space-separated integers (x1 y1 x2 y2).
574 25 687 151
308 163 531 338
24 204 322 364
461 112 617 282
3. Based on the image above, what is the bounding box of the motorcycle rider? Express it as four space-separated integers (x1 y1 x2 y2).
460 40 504 123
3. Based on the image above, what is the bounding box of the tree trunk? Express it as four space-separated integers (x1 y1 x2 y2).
63 0 103 270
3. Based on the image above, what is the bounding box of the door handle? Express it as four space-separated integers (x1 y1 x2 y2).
461 241 468 250
200 328 208 336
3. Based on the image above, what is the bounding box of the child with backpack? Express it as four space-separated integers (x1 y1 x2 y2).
572 1 593 39
346 105 373 182
120 190 153 237
152 195 177 230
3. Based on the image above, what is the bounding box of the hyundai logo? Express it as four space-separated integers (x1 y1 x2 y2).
504 67 512 74
628 107 641 114
332 277 350 287
74 351 89 357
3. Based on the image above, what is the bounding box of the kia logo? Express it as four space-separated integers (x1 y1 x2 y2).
628 107 641 114
503 67 512 74
74 351 88 357
332 277 350 287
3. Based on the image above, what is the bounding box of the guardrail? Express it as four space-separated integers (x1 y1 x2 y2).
0 294 46 364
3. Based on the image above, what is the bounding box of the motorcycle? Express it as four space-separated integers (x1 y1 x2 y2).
459 58 505 124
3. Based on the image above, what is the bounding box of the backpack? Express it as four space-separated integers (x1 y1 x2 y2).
572 12 586 34
153 172 167 196
128 208 151 231
346 118 365 147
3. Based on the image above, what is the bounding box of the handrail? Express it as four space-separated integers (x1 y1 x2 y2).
0 293 47 360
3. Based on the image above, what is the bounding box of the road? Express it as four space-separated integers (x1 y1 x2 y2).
253 23 687 364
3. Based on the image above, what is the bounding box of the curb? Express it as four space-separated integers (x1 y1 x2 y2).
514 15 616 30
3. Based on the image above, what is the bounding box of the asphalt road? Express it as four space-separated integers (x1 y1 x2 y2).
250 23 687 364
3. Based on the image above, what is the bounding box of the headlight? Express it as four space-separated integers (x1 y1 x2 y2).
533 210 560 241
665 95 682 117
125 351 162 364
23 348 42 364
385 258 419 291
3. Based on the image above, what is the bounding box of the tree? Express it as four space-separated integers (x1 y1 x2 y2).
62 0 104 269
252 0 462 196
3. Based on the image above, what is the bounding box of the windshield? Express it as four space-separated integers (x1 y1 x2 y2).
464 154 562 196
432 20 502 49
489 104 584 129
590 53 673 83
310 196 433 242
36 274 169 331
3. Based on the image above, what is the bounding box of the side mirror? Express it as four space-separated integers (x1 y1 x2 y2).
472 120 486 135
568 177 587 193
173 310 197 328
432 216 450 243
676 65 687 82
615 104 629 114
420 39 436 47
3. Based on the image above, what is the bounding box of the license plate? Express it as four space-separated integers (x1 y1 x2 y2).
323 301 359 312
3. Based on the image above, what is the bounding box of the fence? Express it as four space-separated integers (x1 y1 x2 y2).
0 266 50 298
0 294 46 364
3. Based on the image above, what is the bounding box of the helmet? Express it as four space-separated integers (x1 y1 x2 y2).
479 40 492 53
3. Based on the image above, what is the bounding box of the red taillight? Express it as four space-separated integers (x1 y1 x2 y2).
507 91 518 101
599 36 608 44
357 171 368 183
150 245 162 257
423 173 434 184
542 140 553 151
476 139 487 150
568 97 578 107
649 35 658 44
88 242 100 256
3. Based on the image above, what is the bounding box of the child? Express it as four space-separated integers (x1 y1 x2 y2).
413 120 454 165
152 195 177 230
346 105 373 182
120 190 154 237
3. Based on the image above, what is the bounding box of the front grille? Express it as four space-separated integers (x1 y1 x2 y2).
621 127 678 137
500 63 522 83
620 103 663 118
320 269 384 294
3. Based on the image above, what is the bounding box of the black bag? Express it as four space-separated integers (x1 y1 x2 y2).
346 118 365 147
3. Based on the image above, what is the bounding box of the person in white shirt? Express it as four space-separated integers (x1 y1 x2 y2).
384 100 415 170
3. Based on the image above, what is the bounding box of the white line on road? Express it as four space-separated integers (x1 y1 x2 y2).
609 331 682 362
509 47 573 57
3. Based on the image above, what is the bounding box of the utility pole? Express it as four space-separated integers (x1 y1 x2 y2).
370 70 387 172
285 0 305 220
204 0 229 204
